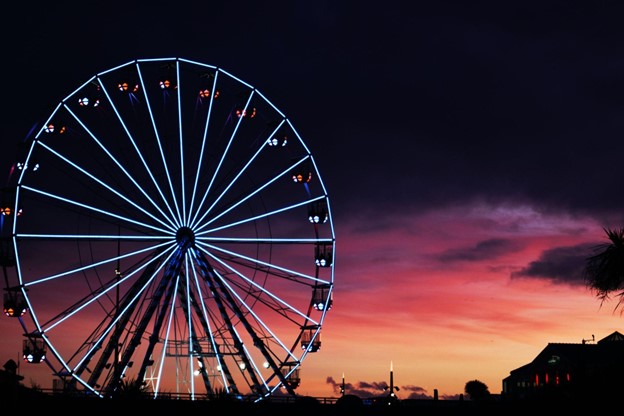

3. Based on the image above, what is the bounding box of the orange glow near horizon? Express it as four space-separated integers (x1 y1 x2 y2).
1 202 622 400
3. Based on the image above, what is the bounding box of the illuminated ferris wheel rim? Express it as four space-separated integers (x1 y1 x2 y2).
4 56 335 400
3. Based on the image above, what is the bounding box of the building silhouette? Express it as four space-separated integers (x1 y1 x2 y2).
0 359 23 385
502 331 624 401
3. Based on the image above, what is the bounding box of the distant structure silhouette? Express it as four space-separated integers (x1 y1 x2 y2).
503 330 624 400
1 359 23 384
380 361 400 405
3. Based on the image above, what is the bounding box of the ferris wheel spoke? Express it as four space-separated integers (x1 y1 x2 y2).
133 268 183 395
187 255 215 337
98 78 183 228
63 102 182 229
40 243 176 333
189 116 284 231
188 71 219 226
188 100 257 229
152 273 182 396
189 132 265 229
177 265 213 398
185 275 241 398
192 249 277 393
36 141 177 232
203 248 318 327
198 236 332 244
239 344 271 391
137 266 184 397
75 247 179 378
198 253 301 362
135 63 184 226
17 234 172 241
193 154 310 234
96 79 187 229
188 263 245 395
20 185 175 235
22 240 174 287
197 195 325 236
197 241 328 285
172 62 189 226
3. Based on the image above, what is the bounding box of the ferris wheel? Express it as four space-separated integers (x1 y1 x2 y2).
3 57 335 400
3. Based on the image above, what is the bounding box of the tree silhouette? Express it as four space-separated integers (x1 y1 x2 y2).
583 227 624 314
464 379 490 401
114 377 147 400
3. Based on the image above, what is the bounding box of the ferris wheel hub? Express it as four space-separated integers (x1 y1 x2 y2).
175 226 195 251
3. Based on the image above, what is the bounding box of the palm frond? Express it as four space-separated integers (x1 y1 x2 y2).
583 227 624 314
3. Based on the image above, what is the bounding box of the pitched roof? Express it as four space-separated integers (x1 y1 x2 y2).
598 330 624 343
505 330 624 379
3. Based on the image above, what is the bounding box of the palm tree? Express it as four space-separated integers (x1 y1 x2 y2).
114 377 148 400
583 227 624 314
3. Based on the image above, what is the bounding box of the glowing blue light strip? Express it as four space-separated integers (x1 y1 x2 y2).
63 103 181 230
286 119 312 154
16 102 61 187
190 128 270 230
175 61 187 226
38 333 104 398
204 248 319 326
184 256 194 396
17 234 170 240
194 155 310 234
42 242 176 332
23 240 174 287
38 142 177 233
73 247 177 374
155 269 181 397
189 70 219 227
189 252 249 386
21 185 173 235
177 57 218 70
190 118 286 231
137 57 177 64
188 257 229 392
98 76 181 229
188 88 256 228
200 248 298 364
197 237 332 243
197 195 324 236
254 89 286 118
191 250 277 390
218 67 254 89
97 59 137 77
136 62 184 226
196 241 329 285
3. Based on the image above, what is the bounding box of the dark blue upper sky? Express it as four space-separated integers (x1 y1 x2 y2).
2 0 624 223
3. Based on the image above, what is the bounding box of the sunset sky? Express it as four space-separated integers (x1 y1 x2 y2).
2 1 624 400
